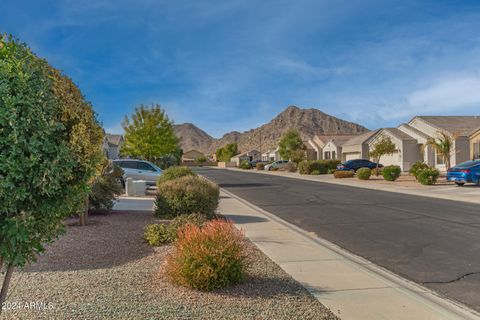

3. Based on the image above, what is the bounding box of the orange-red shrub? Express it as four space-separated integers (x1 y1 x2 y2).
165 219 249 291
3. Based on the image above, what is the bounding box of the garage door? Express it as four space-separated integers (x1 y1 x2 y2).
345 153 360 161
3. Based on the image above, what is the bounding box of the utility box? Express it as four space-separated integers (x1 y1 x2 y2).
125 178 134 196
133 180 146 196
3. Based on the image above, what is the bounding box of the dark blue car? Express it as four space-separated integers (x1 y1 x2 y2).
336 159 383 172
446 160 480 186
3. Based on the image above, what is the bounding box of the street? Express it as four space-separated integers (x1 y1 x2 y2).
196 167 480 311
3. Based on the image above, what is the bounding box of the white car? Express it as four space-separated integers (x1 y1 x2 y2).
113 159 162 186
264 160 290 171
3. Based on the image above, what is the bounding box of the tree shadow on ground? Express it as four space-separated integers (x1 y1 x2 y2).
223 214 269 224
219 183 276 188
23 210 158 273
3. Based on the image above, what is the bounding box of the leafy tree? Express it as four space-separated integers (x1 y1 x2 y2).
369 135 396 175
0 36 102 309
278 130 305 161
427 131 454 169
121 104 180 162
196 156 207 164
88 161 124 213
216 143 238 162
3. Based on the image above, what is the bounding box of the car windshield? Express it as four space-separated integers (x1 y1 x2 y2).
455 160 480 169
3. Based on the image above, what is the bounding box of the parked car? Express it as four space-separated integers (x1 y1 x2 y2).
336 159 383 172
113 159 163 186
446 160 480 186
264 160 290 171
249 160 266 167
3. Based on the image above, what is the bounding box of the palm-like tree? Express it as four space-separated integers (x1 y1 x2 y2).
427 131 453 169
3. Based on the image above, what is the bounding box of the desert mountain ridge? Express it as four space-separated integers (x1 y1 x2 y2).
173 105 369 154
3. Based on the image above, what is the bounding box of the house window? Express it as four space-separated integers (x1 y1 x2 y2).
436 153 445 165
324 151 331 160
332 151 336 159
474 143 480 159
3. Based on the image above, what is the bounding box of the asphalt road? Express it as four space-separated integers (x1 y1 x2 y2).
196 167 480 311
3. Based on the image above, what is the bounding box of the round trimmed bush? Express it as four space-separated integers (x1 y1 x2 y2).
311 170 321 175
298 160 310 175
256 162 265 170
165 219 249 291
382 165 401 181
334 170 354 178
417 167 440 185
157 166 196 187
144 213 207 246
284 162 297 172
409 161 429 180
155 176 219 218
356 167 371 180
239 160 251 169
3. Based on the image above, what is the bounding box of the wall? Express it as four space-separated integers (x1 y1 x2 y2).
217 161 236 168
471 131 480 159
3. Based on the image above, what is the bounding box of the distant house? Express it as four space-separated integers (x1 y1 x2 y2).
104 134 124 160
262 147 282 162
470 128 480 160
367 128 419 171
182 150 205 163
231 150 261 166
341 130 379 162
321 136 355 160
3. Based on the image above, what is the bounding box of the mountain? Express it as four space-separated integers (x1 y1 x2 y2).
174 105 369 154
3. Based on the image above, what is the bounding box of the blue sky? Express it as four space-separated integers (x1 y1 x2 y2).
2 0 480 137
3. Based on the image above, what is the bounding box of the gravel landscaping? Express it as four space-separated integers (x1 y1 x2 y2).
2 210 338 320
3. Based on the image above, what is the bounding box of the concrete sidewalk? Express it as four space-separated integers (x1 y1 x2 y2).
218 189 480 320
113 196 155 211
219 167 480 205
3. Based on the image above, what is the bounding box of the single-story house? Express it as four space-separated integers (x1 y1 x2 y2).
367 128 419 171
231 150 261 166
341 130 379 162
104 134 124 160
307 136 333 160
182 149 205 163
406 116 480 169
322 136 355 160
469 127 480 160
262 147 282 162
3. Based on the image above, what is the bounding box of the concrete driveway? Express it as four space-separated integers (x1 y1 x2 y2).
196 167 480 312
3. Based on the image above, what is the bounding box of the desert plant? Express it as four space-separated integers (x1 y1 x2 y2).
327 168 336 174
256 163 265 170
155 176 219 219
278 130 305 161
382 165 401 181
239 160 252 169
144 213 207 246
88 161 124 213
216 143 238 162
334 170 355 178
356 167 372 180
283 162 297 172
409 161 430 180
165 219 249 291
311 170 321 175
324 160 341 171
157 166 196 187
196 156 207 165
370 136 396 175
417 168 440 185
290 149 306 164
298 160 310 174
427 132 454 169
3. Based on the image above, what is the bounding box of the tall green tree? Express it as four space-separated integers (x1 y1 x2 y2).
121 104 179 162
427 131 454 169
278 130 305 161
0 35 102 309
369 135 396 175
216 143 238 162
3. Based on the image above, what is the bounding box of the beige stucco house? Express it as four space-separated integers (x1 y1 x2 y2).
182 149 205 163
262 147 282 162
470 128 480 160
231 150 261 166
104 134 124 160
367 128 420 171
406 116 480 170
322 136 355 160
341 130 379 162
308 135 358 160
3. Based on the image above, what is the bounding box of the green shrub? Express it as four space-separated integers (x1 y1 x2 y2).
165 219 249 291
334 170 354 178
356 167 371 180
417 168 440 185
256 163 265 170
155 176 219 219
298 160 310 174
327 168 336 174
371 166 384 175
144 213 207 246
239 160 251 169
409 161 430 179
311 170 321 175
382 165 401 181
196 156 207 164
157 166 196 187
284 162 297 172
89 161 124 213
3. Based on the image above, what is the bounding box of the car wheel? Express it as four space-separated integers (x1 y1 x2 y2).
455 182 465 186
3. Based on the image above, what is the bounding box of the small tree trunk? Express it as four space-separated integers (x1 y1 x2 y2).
0 263 14 314
0 256 3 270
79 194 89 226
376 156 381 176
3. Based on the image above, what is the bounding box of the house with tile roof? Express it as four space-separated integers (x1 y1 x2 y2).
341 130 379 162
